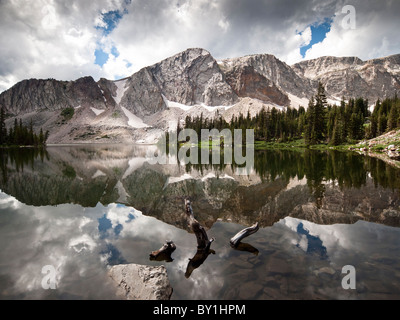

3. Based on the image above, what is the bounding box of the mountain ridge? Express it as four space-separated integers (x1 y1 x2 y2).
1 48 399 144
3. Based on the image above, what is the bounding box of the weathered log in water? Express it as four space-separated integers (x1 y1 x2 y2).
149 241 176 262
230 222 259 247
185 199 215 250
184 199 216 278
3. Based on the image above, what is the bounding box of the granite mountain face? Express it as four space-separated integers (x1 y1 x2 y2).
292 54 400 103
1 48 399 144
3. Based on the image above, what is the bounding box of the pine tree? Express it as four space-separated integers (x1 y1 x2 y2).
305 97 315 145
13 118 19 145
331 118 343 146
327 106 337 142
0 107 6 145
313 82 327 143
39 128 44 145
28 119 34 146
370 113 378 138
378 113 387 135
388 103 399 130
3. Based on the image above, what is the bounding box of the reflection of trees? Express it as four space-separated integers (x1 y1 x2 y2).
252 149 400 207
0 148 49 184
304 150 326 209
173 146 400 207
368 156 400 190
1 145 400 212
173 146 385 194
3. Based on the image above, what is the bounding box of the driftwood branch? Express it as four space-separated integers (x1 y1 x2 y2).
184 199 215 278
229 222 259 247
149 241 176 262
185 199 215 250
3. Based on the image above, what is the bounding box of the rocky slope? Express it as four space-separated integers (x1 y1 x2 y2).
292 54 400 103
352 129 400 169
108 264 173 300
0 48 399 144
224 64 290 106
219 54 314 107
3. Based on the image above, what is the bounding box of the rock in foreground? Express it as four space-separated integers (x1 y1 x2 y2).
108 263 173 300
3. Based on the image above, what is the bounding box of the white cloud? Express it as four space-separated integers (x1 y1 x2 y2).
304 2 400 61
0 0 129 91
0 0 399 93
300 26 312 47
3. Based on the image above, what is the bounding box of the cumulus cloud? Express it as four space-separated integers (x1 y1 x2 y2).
304 0 400 61
0 0 399 93
0 0 128 91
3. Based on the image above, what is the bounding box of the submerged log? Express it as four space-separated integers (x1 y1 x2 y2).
230 222 259 247
149 241 176 262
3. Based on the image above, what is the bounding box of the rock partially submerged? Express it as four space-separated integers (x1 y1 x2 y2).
108 263 173 300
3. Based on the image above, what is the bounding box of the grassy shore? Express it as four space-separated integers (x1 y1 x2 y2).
179 129 400 161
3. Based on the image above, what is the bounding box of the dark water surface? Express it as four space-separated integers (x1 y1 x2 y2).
0 145 399 299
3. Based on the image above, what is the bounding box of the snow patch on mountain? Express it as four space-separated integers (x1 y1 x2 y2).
92 170 106 179
162 94 234 112
121 107 149 128
114 78 129 105
91 107 105 116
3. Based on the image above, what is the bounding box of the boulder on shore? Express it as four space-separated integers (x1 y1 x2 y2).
108 263 173 300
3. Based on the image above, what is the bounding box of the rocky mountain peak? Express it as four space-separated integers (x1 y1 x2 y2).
1 48 399 144
117 47 238 117
292 56 364 80
220 53 315 103
148 47 238 106
224 64 290 106
292 54 400 102
0 75 109 116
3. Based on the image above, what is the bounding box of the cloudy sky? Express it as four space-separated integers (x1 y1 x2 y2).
0 0 399 93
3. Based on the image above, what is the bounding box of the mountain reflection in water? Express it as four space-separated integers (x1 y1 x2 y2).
0 144 399 299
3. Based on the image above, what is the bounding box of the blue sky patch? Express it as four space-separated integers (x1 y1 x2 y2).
98 214 113 239
94 45 120 67
96 10 125 35
299 18 333 58
95 48 109 67
94 9 126 67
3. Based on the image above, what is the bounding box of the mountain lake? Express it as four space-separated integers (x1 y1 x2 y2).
0 144 399 299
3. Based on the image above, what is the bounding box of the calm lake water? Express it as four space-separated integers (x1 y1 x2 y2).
0 144 399 300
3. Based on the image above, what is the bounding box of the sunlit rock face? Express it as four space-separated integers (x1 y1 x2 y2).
292 54 400 103
147 48 238 107
220 53 315 103
2 49 399 144
224 64 290 106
